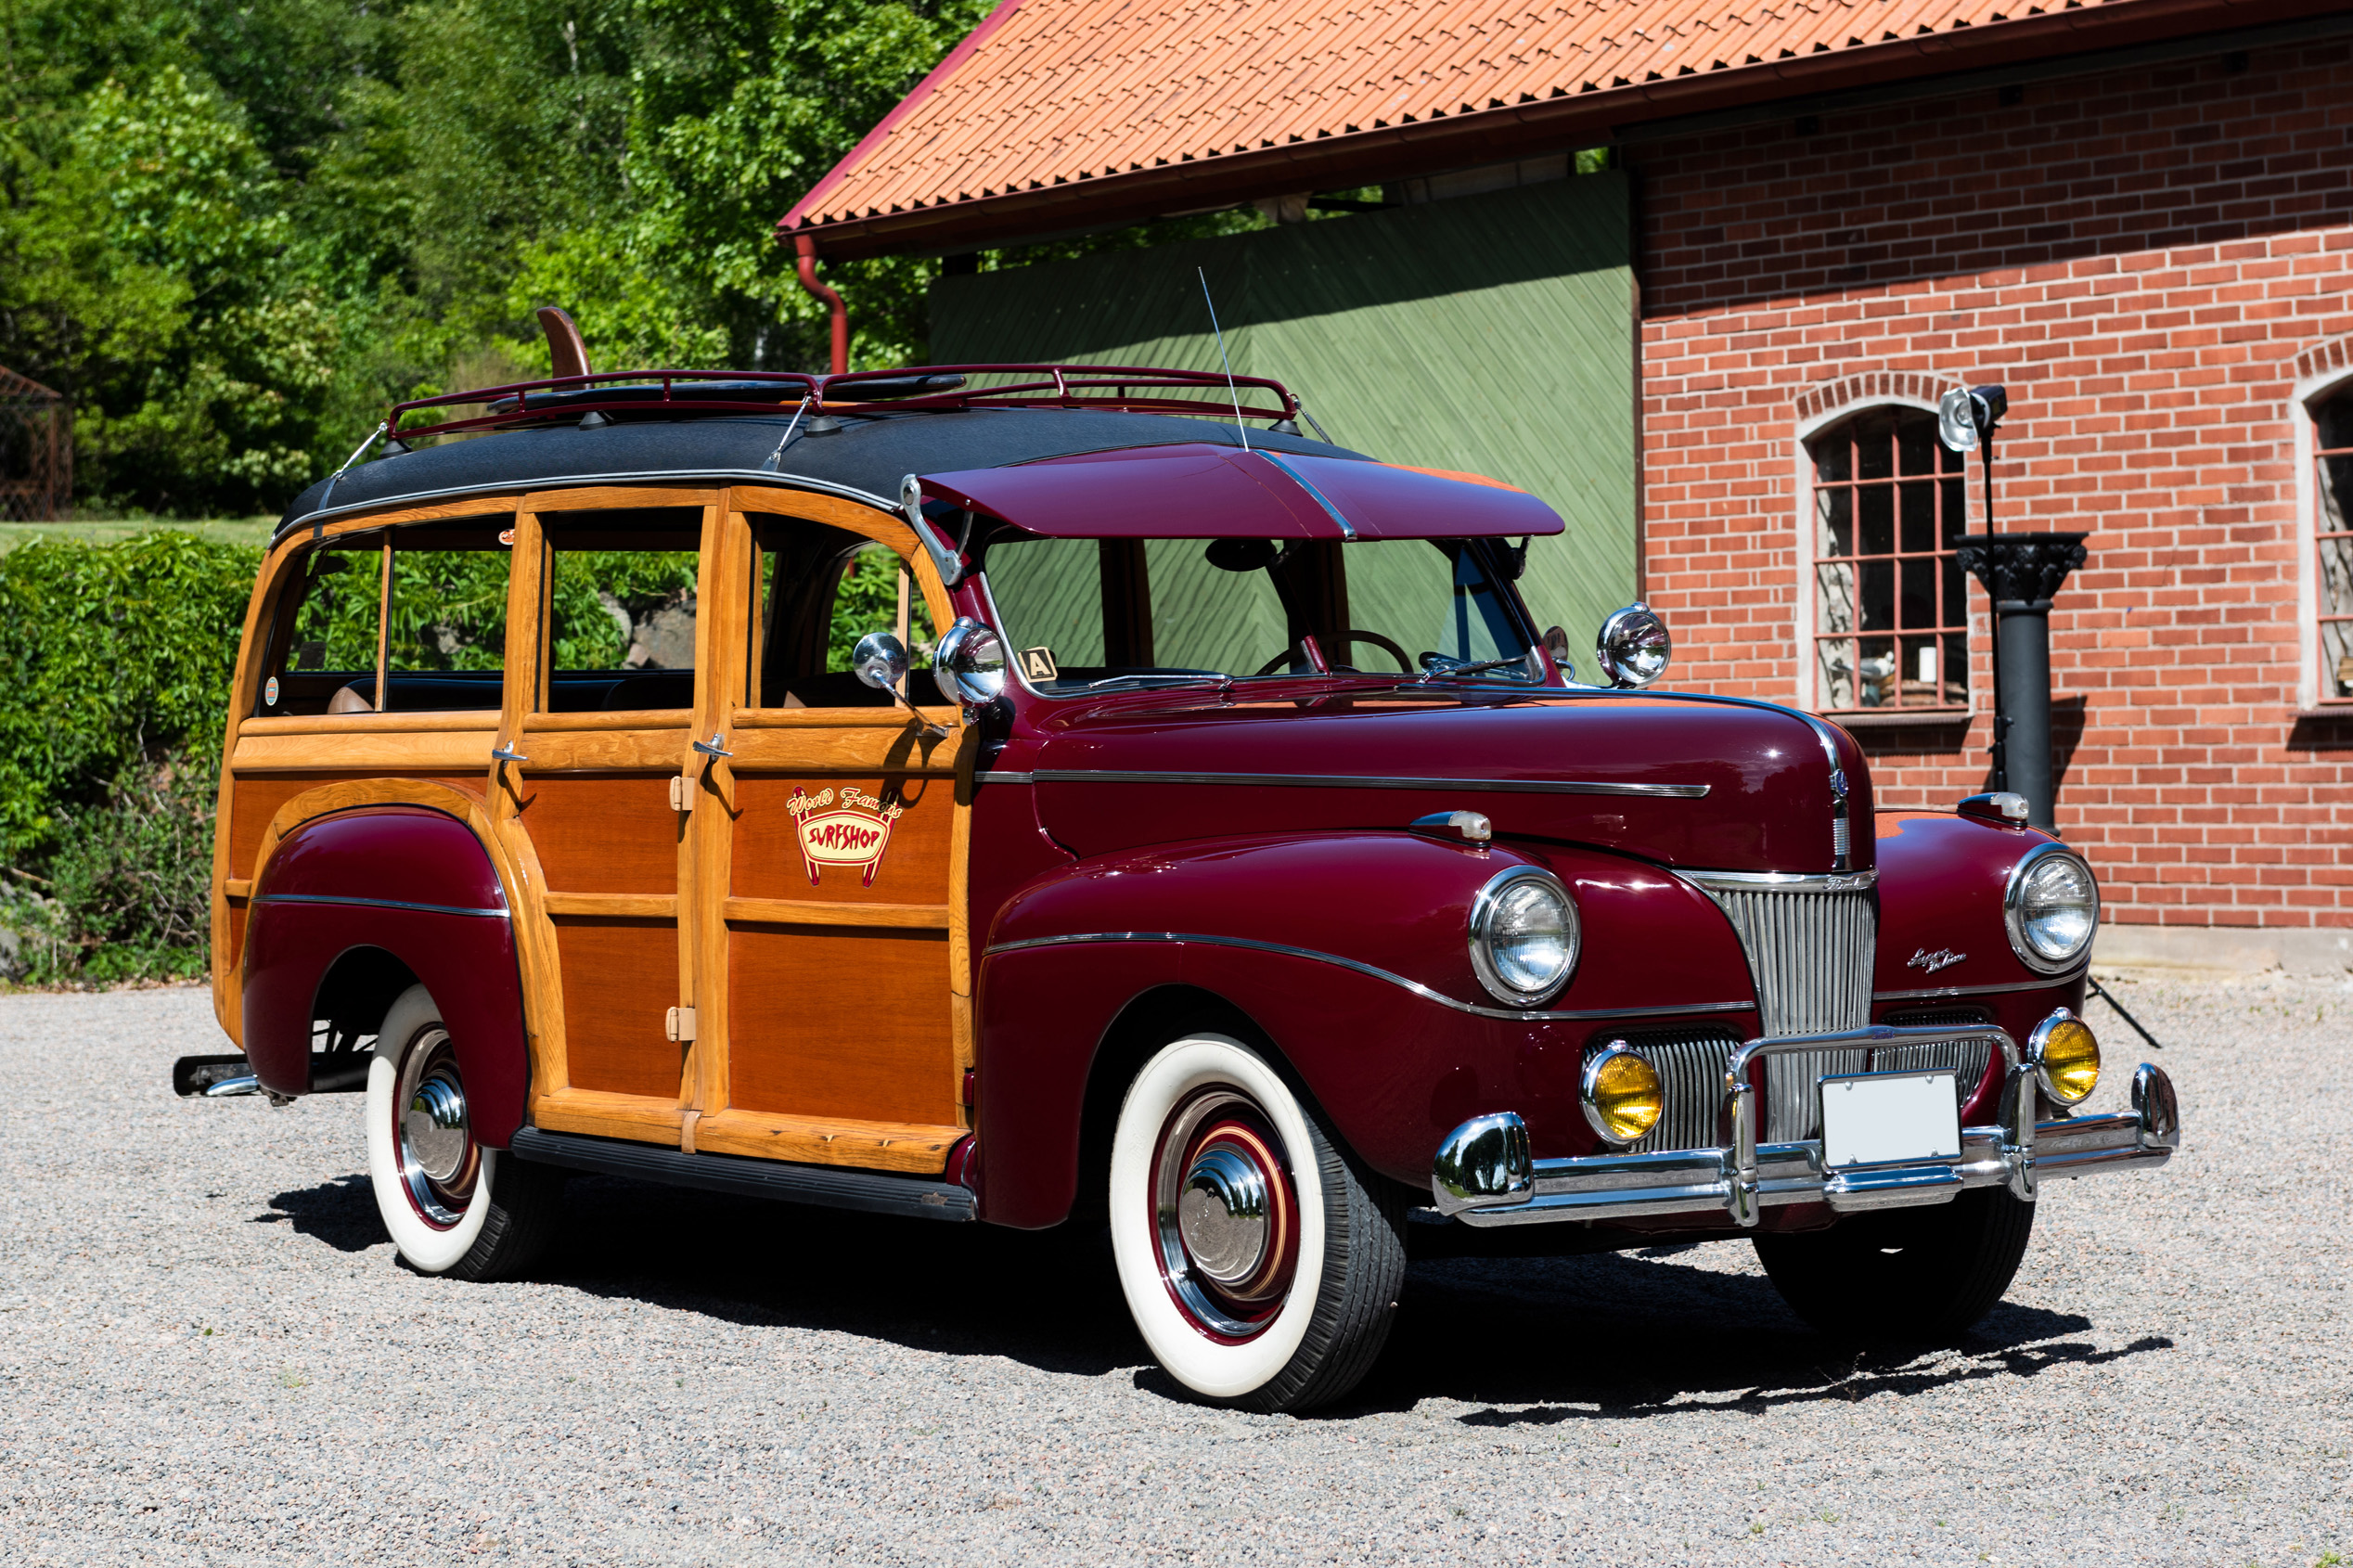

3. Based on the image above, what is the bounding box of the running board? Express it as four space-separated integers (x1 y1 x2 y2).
507 1126 976 1223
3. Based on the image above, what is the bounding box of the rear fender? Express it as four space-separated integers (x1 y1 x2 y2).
242 805 529 1147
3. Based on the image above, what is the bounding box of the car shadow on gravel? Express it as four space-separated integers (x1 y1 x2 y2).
1315 1248 2174 1421
533 1174 1142 1379
252 1175 383 1253
254 1169 2173 1418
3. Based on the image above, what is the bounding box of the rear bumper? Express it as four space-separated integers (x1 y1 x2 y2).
1432 1022 2179 1229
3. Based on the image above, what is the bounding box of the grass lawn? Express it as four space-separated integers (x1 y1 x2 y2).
0 517 276 553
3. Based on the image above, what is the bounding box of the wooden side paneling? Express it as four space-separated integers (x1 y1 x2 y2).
516 775 680 893
227 772 482 880
554 917 688 1099
532 1086 685 1144
691 1108 961 1174
727 925 958 1126
731 774 953 905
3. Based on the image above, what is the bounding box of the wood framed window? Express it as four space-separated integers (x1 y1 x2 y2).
1810 408 1970 713
2315 388 2353 703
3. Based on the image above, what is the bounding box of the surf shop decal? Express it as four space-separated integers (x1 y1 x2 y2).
785 786 905 887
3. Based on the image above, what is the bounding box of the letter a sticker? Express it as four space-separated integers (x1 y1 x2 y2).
1019 646 1059 682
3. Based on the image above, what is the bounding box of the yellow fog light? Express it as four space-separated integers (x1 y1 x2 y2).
1581 1045 1664 1146
2029 1011 2102 1106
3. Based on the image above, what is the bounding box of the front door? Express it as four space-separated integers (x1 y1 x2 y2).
682 494 971 1173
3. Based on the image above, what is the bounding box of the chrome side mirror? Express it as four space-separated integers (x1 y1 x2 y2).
932 616 1009 707
1595 604 1671 688
852 631 909 692
1540 624 1576 684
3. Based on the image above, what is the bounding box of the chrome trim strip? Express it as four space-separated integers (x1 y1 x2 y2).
1028 768 1708 799
981 932 1749 1022
1256 451 1357 540
974 770 1035 784
276 469 896 540
1872 971 2088 1002
1678 868 1877 893
253 893 509 919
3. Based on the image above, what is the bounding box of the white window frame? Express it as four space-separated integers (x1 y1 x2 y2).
1792 394 1984 716
2292 361 2353 712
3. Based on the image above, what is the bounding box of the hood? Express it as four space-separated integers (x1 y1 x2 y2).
1023 690 1871 874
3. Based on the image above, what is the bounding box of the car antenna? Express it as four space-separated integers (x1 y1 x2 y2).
1197 267 1249 453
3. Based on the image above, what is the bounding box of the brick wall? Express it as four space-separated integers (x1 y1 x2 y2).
1629 36 2353 931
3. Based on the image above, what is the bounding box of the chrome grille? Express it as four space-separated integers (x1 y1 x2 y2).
1878 1007 1997 1113
1692 880 1876 1141
1591 1028 1740 1154
1584 1009 1999 1155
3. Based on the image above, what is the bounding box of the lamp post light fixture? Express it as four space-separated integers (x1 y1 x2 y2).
1940 384 2086 833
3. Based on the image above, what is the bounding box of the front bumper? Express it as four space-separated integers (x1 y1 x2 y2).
1432 1023 2180 1229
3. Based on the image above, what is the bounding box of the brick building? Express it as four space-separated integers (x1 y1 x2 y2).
782 0 2353 968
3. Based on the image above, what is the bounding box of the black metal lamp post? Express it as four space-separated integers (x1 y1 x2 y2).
1940 386 2086 833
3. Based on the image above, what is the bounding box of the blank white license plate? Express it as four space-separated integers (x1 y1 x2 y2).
1819 1072 1961 1168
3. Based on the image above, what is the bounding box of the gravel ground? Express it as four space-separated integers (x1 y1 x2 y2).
1 975 2347 1567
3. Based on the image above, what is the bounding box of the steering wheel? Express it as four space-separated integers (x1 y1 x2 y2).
1252 629 1416 677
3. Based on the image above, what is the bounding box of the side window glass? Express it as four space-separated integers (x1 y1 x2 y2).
543 509 701 713
257 515 514 717
745 516 928 710
266 545 383 715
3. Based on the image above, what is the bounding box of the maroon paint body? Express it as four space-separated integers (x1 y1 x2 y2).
242 806 529 1147
975 829 1761 1223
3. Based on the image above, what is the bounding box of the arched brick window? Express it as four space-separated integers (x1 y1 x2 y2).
2316 387 2353 702
1808 407 1970 713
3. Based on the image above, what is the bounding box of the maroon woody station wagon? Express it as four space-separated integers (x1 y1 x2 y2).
183 335 2180 1412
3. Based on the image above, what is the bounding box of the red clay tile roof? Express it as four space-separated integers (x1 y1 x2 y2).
783 0 2305 255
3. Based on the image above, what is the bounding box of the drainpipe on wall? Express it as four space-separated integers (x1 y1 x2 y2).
793 235 849 376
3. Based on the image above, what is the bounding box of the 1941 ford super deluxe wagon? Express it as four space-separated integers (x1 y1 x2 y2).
184 343 2179 1412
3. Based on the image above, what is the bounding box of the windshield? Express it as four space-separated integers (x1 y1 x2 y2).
978 533 1535 692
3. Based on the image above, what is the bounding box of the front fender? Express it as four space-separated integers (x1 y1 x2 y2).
975 831 1756 1224
1874 812 2089 998
243 806 529 1147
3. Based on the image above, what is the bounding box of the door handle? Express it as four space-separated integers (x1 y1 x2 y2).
491 746 530 765
691 733 733 759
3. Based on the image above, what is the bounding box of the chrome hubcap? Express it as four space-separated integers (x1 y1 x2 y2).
394 1028 478 1228
1177 1146 1269 1286
1152 1090 1297 1340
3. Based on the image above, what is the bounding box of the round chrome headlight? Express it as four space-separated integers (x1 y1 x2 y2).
932 616 1007 706
1467 867 1579 1006
2004 845 2099 973
1594 604 1671 688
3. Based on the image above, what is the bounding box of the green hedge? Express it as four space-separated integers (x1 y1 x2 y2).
0 532 257 985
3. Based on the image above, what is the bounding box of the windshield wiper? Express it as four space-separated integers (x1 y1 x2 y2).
1410 656 1532 686
1086 673 1227 691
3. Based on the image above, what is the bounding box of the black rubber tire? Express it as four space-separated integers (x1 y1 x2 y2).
1241 1103 1409 1415
1107 1035 1407 1414
443 1155 567 1283
1753 1187 2037 1342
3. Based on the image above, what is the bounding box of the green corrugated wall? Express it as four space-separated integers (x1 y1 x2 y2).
929 173 1637 652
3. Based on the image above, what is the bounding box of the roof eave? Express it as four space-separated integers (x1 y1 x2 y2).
779 0 2334 260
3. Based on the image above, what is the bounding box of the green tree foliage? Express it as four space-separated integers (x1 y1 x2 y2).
0 0 995 518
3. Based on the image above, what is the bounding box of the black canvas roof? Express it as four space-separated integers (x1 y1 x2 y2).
276 406 1367 538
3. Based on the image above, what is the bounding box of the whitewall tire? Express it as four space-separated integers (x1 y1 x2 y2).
1109 1035 1406 1413
366 983 561 1280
